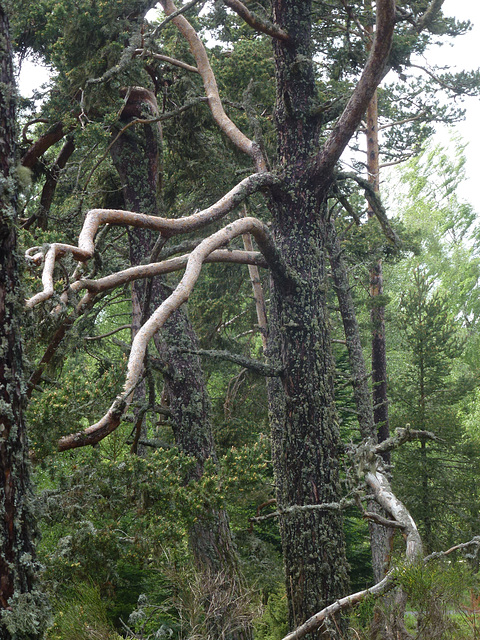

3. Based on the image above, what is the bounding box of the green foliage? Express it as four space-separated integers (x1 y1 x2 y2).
11 0 480 634
254 590 289 640
396 559 480 639
27 358 125 455
390 269 477 550
47 582 121 640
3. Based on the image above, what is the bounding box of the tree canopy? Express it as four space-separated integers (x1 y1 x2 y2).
2 1 480 639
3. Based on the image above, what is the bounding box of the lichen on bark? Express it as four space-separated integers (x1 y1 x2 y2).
0 3 50 638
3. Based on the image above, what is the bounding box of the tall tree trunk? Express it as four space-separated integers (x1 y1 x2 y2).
0 4 48 637
110 90 253 640
268 3 349 637
366 90 390 459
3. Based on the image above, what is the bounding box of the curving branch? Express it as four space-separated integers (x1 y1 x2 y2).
25 171 278 308
282 532 480 640
316 0 396 179
68 249 267 296
158 0 267 171
280 457 423 640
21 121 70 169
133 49 199 74
57 217 282 451
21 118 49 145
280 573 395 640
223 0 290 42
366 470 423 560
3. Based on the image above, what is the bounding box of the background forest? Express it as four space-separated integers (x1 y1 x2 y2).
3 0 480 638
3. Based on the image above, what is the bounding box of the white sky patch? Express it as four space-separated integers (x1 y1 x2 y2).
428 0 480 211
16 57 51 99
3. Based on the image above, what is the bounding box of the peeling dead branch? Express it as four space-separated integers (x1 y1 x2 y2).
25 171 278 308
366 470 423 559
56 217 283 450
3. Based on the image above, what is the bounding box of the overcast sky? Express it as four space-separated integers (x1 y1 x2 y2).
18 1 480 209
427 0 480 211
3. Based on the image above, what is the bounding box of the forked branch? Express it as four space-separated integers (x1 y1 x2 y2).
26 171 278 308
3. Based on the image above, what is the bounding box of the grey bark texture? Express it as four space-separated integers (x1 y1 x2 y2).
0 3 49 637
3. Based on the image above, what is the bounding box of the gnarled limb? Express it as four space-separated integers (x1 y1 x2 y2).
282 533 480 640
159 0 267 170
25 171 278 308
223 0 290 42
21 121 69 169
57 217 281 450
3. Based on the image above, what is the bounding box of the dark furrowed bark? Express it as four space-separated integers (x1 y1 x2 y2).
268 204 349 639
268 3 349 637
0 5 48 637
